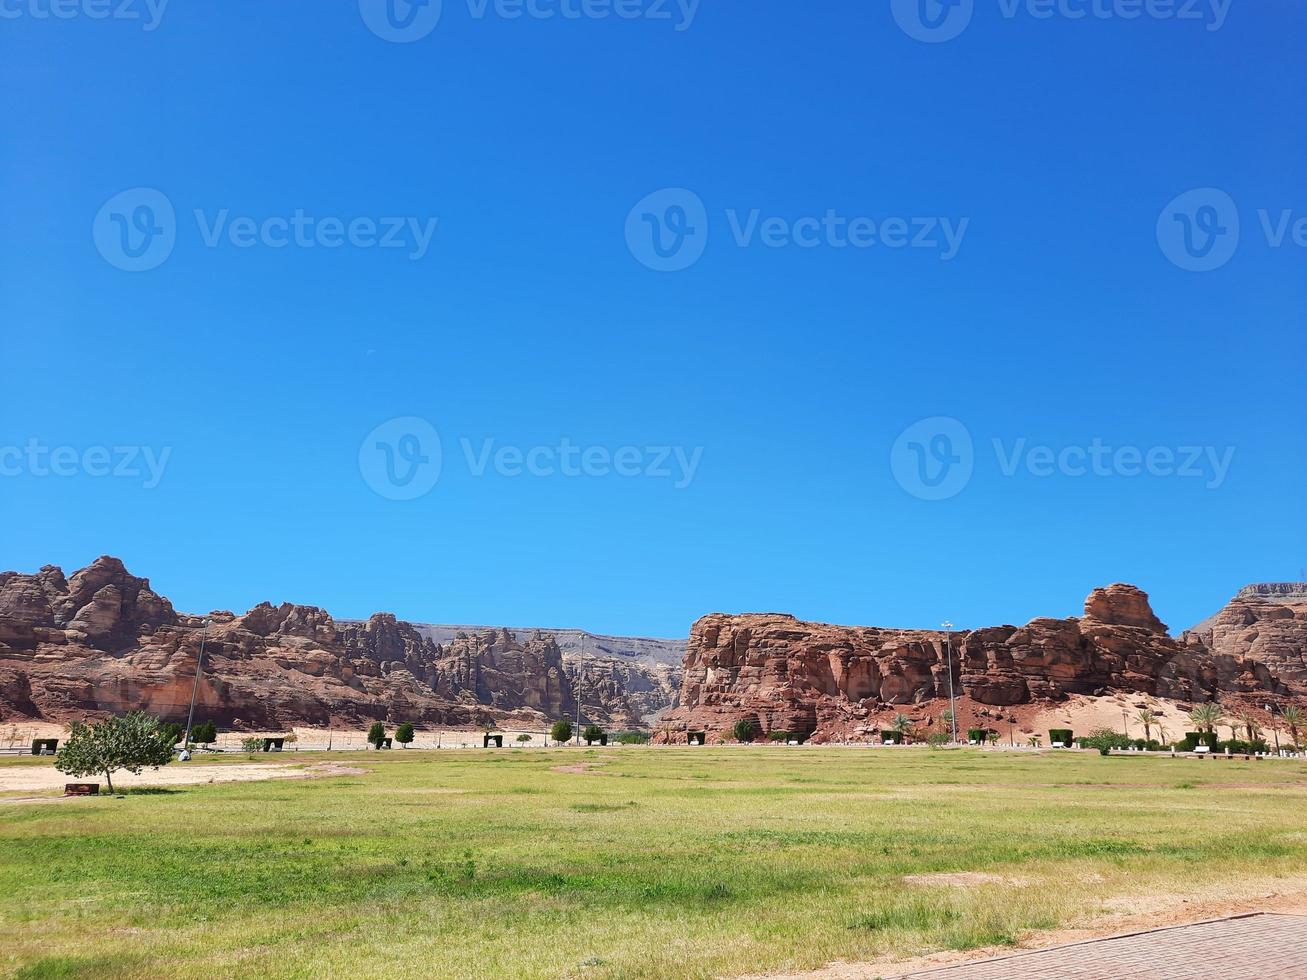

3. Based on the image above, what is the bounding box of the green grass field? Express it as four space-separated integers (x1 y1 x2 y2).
3 747 1306 979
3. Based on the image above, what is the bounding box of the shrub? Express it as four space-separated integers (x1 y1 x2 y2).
366 722 387 748
769 731 790 742
1048 729 1073 746
550 719 573 744
731 718 756 743
927 732 950 749
55 712 176 794
612 731 650 744
967 728 987 743
190 721 217 746
240 736 263 753
1082 729 1131 756
395 723 415 748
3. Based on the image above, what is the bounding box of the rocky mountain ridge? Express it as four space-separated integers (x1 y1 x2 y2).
659 582 1307 743
0 557 678 730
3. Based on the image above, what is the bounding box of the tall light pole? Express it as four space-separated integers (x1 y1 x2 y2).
941 621 958 744
1266 703 1280 754
574 633 585 745
182 618 210 750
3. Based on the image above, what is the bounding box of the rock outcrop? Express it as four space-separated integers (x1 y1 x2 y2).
661 584 1304 743
0 557 676 731
1188 583 1307 691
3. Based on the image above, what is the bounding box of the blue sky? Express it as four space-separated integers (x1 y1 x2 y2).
2 0 1304 638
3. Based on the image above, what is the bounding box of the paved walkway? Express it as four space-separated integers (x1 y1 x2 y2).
896 913 1307 979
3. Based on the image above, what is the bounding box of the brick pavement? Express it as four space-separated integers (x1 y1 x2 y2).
895 913 1307 979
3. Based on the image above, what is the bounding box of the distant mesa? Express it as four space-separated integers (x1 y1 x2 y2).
3 559 1304 742
0 556 680 731
659 583 1307 744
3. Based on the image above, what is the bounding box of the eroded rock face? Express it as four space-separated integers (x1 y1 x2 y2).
661 585 1300 743
0 558 674 731
1191 584 1307 691
1084 583 1167 633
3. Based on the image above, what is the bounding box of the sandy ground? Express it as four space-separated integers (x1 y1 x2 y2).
752 882 1307 979
0 722 570 753
0 761 366 800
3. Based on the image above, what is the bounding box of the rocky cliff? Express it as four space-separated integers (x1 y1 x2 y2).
0 557 676 731
660 583 1305 743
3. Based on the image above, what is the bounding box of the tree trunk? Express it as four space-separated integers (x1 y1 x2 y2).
104 769 114 794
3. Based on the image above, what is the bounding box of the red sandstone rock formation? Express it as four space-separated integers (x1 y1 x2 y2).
0 557 674 731
660 585 1304 743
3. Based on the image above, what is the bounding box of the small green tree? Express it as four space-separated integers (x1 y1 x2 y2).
1135 709 1157 744
395 723 415 748
731 718 755 743
159 722 183 747
55 712 175 794
516 733 532 744
582 724 604 744
550 719 573 745
1083 729 1125 756
1188 703 1223 735
190 721 217 747
890 713 913 742
240 736 262 753
367 722 387 749
1280 705 1303 750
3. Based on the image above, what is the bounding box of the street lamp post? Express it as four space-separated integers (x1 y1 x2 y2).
941 621 958 744
574 633 584 745
182 618 210 752
1266 703 1280 754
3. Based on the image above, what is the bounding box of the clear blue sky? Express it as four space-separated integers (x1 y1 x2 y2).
2 1 1304 638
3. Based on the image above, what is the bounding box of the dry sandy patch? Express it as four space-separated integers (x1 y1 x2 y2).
0 761 365 798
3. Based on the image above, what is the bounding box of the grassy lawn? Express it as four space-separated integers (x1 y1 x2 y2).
2 747 1306 979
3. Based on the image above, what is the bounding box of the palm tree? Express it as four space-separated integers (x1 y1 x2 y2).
1280 705 1303 751
1136 709 1157 744
1188 703 1223 735
889 713 913 743
1028 734 1042 748
1235 711 1262 743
